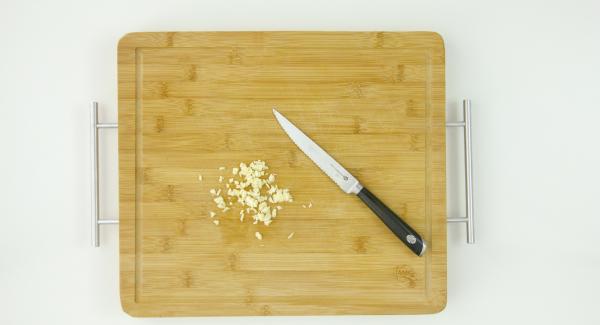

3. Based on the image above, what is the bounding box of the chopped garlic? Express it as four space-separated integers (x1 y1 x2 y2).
302 204 306 208
270 188 293 203
209 189 216 195
213 220 220 226
209 211 216 218
208 160 293 230
218 166 226 171
198 174 203 181
244 196 258 208
308 202 312 208
214 196 226 209
255 231 263 240
287 232 295 239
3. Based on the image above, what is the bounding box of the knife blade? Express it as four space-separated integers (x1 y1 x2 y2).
273 109 427 257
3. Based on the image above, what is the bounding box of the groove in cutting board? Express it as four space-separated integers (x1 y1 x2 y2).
119 32 446 316
134 47 144 302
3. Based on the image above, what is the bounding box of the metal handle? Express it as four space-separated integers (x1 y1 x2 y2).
446 99 475 244
91 101 119 247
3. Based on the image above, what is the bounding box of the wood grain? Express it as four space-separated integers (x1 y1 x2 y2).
118 32 446 316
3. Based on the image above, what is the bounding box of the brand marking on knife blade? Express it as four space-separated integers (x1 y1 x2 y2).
330 164 349 181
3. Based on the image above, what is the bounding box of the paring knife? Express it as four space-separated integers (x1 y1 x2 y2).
273 109 427 257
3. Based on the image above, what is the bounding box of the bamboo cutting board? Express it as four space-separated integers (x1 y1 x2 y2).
118 32 446 316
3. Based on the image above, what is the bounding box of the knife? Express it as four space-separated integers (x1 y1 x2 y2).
273 109 427 257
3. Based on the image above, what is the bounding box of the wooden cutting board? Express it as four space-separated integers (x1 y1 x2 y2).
118 31 446 316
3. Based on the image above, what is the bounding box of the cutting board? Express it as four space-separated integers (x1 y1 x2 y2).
118 32 446 316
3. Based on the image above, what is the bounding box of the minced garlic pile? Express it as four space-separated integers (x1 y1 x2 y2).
207 160 293 231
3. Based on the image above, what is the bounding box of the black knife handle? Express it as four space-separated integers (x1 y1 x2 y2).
357 187 427 257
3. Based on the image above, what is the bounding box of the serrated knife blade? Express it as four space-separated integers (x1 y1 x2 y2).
272 109 363 195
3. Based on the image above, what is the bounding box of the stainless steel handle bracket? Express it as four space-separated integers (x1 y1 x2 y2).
91 101 119 247
446 99 475 243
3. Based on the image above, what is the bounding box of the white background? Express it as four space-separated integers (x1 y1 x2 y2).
1 0 599 324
